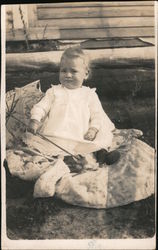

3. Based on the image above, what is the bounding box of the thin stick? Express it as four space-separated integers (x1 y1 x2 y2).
6 112 27 127
6 101 10 112
10 92 16 113
36 132 77 159
6 112 79 160
6 101 12 125
11 98 19 114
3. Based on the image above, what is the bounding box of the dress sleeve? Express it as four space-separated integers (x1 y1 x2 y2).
31 87 54 122
88 89 115 131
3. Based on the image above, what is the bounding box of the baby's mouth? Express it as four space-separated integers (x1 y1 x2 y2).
65 78 72 82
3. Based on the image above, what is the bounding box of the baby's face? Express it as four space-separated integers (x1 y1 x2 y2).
59 57 88 89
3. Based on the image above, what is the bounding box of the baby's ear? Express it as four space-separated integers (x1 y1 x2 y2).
84 69 89 80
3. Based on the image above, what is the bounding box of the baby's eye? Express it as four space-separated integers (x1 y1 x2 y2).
71 69 78 73
60 69 67 73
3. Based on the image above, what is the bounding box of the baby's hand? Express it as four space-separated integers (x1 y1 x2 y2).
84 127 98 141
28 119 40 134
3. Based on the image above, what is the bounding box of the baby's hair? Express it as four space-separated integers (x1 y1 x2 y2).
61 45 89 72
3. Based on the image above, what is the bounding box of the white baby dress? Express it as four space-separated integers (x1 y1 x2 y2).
28 84 115 155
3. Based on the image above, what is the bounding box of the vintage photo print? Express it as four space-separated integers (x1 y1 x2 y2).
1 1 157 249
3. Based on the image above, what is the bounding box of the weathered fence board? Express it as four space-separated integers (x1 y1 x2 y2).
6 27 154 41
6 2 155 44
36 17 154 29
37 6 154 19
37 2 154 8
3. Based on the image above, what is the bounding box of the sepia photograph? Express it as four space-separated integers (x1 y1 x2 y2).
1 1 157 249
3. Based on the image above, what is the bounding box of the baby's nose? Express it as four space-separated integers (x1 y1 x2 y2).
66 72 72 77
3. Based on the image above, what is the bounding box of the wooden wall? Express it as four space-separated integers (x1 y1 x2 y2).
6 1 155 42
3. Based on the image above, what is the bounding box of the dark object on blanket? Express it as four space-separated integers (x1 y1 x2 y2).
63 156 81 173
95 149 120 165
64 155 86 173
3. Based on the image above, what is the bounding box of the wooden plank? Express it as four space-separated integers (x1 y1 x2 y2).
139 37 155 45
6 27 155 41
36 17 154 29
6 47 155 73
6 28 60 41
37 2 154 8
12 5 29 29
80 38 154 49
27 4 38 27
58 27 155 39
37 6 154 19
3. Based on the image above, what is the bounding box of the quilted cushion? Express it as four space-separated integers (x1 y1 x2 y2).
6 80 44 148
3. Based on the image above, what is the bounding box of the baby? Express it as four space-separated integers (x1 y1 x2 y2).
29 46 120 165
